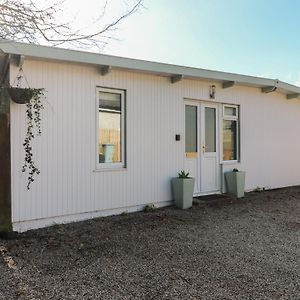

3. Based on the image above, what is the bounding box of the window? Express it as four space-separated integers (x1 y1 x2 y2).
185 105 197 153
97 87 125 168
223 105 239 161
205 107 216 152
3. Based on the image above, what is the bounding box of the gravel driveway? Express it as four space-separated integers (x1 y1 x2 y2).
0 187 300 300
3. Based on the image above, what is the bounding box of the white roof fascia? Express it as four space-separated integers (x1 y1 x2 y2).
277 81 300 94
0 39 299 99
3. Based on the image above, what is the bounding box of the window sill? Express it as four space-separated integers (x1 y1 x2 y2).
221 160 239 165
93 166 127 172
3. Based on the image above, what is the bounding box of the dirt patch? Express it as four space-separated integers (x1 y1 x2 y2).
0 186 300 299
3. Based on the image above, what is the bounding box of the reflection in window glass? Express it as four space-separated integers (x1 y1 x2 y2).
99 91 122 164
224 106 237 116
185 105 197 152
223 120 237 161
205 107 216 152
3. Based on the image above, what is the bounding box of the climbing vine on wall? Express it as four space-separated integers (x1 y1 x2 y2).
7 67 45 190
21 88 45 190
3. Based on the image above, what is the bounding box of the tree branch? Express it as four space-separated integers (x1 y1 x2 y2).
0 0 144 50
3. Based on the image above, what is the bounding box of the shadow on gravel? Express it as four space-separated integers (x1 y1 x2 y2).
1 186 300 300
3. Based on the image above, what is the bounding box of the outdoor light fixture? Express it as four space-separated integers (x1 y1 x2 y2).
209 85 216 99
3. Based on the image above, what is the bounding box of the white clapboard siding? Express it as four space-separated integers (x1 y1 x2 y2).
10 60 185 228
10 59 300 231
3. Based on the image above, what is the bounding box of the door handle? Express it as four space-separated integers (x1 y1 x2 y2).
202 145 207 153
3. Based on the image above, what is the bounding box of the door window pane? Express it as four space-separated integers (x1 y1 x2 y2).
185 105 197 152
99 91 122 164
223 120 237 160
205 107 216 152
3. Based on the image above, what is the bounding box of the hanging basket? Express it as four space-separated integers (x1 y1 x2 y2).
7 87 35 104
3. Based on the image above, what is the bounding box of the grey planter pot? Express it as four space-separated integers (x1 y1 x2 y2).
171 177 195 209
225 171 246 198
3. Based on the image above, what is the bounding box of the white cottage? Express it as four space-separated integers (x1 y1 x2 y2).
0 40 300 232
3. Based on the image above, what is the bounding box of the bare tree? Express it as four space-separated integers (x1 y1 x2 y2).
0 0 143 50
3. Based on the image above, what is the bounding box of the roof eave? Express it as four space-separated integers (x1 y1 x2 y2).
0 40 299 99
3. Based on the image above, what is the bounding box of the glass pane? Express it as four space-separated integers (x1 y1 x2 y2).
185 105 197 152
224 106 237 116
223 120 237 160
205 107 216 152
99 91 121 163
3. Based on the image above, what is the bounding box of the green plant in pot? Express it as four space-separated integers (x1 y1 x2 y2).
171 171 195 209
7 69 37 104
7 68 45 189
225 168 246 198
7 87 35 104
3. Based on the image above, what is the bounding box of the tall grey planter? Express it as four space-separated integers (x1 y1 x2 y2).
171 178 195 209
225 171 246 198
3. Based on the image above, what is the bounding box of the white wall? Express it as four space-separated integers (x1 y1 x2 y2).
221 85 300 190
10 59 300 231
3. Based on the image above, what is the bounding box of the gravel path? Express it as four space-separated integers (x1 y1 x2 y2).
0 187 300 300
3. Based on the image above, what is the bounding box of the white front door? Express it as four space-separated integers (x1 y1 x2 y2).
184 101 220 195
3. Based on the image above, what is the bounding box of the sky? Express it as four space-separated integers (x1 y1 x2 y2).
61 0 300 86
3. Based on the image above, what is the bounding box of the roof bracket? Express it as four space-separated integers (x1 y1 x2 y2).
18 55 25 68
261 79 279 93
171 74 183 84
222 81 235 89
0 54 10 84
100 65 112 76
261 86 277 93
11 54 25 68
286 93 300 100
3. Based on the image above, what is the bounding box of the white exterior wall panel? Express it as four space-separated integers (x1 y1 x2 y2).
10 59 300 231
221 87 300 189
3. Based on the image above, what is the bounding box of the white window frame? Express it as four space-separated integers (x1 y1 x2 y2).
222 104 239 163
223 104 238 118
96 87 126 170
